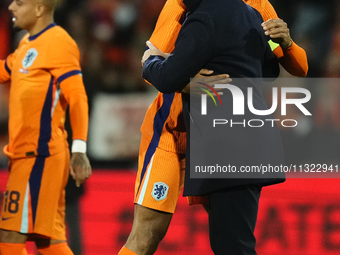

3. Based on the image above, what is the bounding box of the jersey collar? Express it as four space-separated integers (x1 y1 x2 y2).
29 23 57 41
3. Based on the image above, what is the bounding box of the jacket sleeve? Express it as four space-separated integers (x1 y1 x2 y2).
143 13 215 94
262 42 280 79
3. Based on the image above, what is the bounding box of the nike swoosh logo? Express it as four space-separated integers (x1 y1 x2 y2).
1 217 13 221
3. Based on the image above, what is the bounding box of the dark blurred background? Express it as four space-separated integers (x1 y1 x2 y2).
1 0 340 168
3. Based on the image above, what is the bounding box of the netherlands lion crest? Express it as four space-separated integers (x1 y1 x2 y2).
22 48 38 69
152 182 169 201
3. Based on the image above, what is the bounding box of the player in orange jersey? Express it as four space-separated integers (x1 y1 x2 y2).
119 0 308 254
0 0 91 255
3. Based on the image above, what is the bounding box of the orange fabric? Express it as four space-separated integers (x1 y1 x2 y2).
143 0 186 87
0 47 19 84
0 24 88 159
135 134 185 213
244 0 279 21
149 0 186 53
0 150 70 240
140 92 186 154
60 75 88 141
141 0 187 153
0 243 28 255
118 246 138 255
274 40 309 77
37 243 73 255
0 60 11 84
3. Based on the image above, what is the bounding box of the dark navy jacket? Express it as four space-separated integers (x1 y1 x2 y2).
143 0 285 196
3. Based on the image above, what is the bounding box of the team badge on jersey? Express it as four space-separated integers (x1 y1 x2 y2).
152 182 169 201
22 48 38 69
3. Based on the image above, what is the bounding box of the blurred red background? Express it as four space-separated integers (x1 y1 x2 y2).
1 171 340 255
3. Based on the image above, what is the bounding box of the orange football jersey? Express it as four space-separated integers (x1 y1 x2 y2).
0 24 88 159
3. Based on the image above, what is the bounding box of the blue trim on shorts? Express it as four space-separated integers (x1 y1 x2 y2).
29 156 46 225
136 93 175 195
37 76 54 156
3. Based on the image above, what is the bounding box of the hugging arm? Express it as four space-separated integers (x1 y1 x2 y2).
142 13 215 94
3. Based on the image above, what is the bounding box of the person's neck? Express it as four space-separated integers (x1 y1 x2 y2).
28 16 54 36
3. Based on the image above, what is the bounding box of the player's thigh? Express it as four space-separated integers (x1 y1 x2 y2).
135 141 185 213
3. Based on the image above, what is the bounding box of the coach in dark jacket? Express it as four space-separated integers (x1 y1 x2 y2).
142 0 284 254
